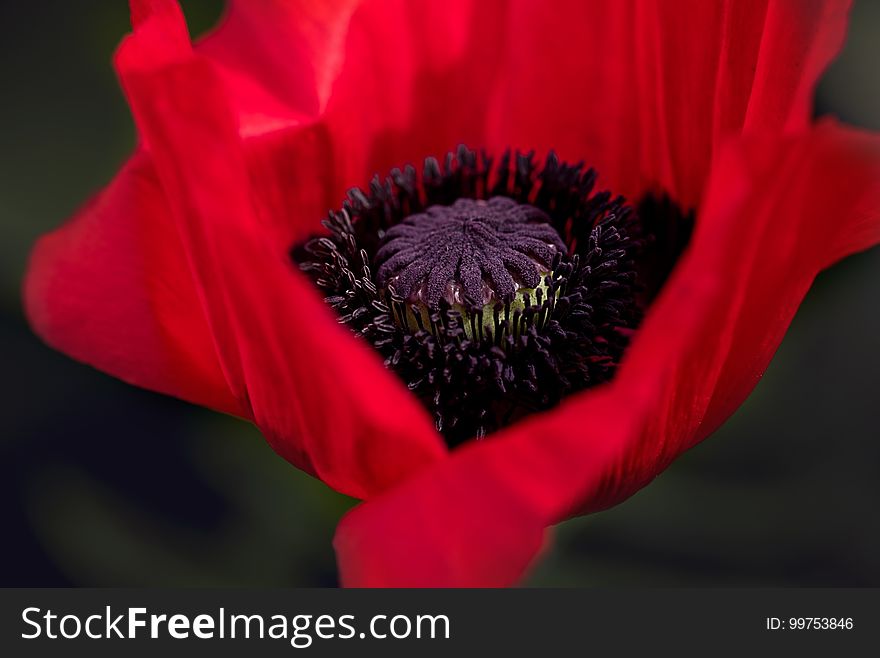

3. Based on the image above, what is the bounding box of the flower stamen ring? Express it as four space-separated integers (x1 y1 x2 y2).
297 146 677 446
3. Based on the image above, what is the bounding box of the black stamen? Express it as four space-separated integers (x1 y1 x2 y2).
295 145 690 447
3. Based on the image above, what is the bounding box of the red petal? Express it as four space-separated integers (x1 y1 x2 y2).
197 0 362 119
121 2 446 499
316 0 512 194
485 0 852 209
195 0 851 211
335 122 880 586
194 0 510 196
26 0 446 500
24 151 243 418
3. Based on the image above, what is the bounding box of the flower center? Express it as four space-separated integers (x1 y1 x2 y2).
295 146 691 446
375 197 566 337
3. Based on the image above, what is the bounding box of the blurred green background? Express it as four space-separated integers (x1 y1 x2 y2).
1 1 878 587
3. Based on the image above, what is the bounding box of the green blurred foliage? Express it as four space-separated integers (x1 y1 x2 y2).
1 1 878 587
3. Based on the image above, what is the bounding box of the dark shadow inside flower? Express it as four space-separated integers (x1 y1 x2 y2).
295 146 693 445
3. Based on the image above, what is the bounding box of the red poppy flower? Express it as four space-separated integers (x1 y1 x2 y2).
24 0 880 586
